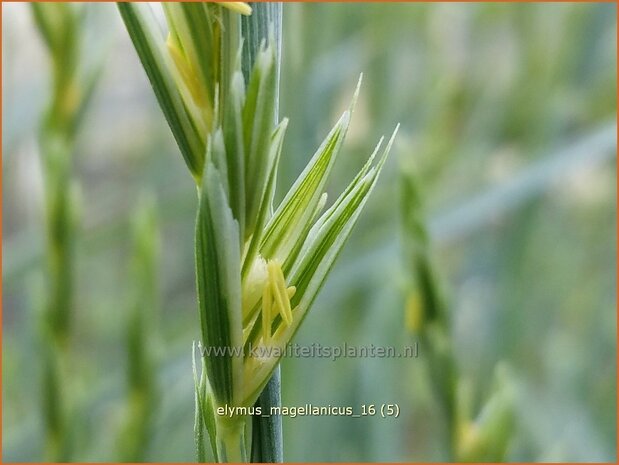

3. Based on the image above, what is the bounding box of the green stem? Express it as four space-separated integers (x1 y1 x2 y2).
41 131 75 463
42 343 70 461
240 3 284 462
250 366 282 462
31 5 85 461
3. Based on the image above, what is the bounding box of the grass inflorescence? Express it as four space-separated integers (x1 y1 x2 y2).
119 2 398 461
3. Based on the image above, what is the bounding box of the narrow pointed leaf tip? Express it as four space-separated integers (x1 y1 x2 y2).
257 79 363 269
260 97 356 265
350 74 363 113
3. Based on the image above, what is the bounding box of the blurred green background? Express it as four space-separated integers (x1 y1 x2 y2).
2 2 617 462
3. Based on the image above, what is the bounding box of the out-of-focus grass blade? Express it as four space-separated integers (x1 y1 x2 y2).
457 364 515 462
400 167 446 327
117 196 159 462
31 3 76 58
